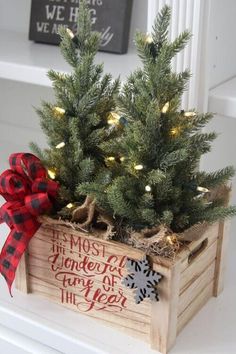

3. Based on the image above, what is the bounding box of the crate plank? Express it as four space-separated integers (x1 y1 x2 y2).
15 253 29 294
150 260 181 354
180 240 218 292
177 281 214 334
178 261 215 315
27 263 151 321
29 276 150 341
214 218 231 296
178 223 219 265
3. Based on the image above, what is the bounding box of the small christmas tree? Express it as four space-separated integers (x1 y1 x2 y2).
80 5 236 233
31 1 120 209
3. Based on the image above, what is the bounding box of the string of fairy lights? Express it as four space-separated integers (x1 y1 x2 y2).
46 28 209 207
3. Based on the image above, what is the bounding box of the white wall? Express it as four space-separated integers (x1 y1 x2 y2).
201 0 236 204
208 0 236 89
129 0 148 43
202 0 236 203
0 0 31 33
201 116 236 204
0 79 49 163
0 79 53 130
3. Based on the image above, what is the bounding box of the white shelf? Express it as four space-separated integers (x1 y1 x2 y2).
0 30 141 87
209 76 236 118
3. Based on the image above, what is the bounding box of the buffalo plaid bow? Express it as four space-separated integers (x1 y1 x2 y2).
0 153 59 295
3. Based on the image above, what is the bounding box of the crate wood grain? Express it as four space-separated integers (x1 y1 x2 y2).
15 219 229 354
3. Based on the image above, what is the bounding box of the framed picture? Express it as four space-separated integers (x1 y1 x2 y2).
29 0 133 54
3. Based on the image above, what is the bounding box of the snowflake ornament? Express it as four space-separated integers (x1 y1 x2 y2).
122 255 163 304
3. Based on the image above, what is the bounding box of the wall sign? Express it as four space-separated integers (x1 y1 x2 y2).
29 0 133 54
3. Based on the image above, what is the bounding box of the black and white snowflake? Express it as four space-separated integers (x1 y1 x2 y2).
122 255 163 304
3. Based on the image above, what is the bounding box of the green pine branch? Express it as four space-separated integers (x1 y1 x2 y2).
96 5 236 232
31 0 120 208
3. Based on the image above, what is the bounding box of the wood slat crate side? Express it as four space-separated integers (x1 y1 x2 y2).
26 225 155 341
150 259 181 354
27 258 151 310
176 222 220 337
35 225 173 270
27 246 133 291
180 222 219 272
30 279 150 340
28 272 151 322
27 227 155 303
214 218 231 296
14 217 229 354
177 281 214 334
28 276 149 342
178 261 215 315
27 263 151 325
15 252 30 294
180 240 218 292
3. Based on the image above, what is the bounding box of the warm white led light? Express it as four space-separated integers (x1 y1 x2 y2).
134 164 144 171
66 28 75 39
53 107 65 116
184 111 197 118
56 142 66 149
145 33 153 44
66 203 74 209
145 185 152 192
197 186 210 193
162 102 170 113
107 112 120 125
48 169 56 180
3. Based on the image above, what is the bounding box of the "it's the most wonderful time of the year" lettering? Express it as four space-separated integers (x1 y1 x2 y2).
48 229 128 312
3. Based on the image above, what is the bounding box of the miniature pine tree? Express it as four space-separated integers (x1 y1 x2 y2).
31 1 119 207
79 5 236 232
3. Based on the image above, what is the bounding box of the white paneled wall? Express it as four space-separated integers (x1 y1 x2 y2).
208 0 236 89
0 0 31 33
147 0 210 110
129 0 148 44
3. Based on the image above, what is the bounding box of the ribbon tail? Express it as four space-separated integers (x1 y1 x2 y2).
0 228 38 296
0 272 13 297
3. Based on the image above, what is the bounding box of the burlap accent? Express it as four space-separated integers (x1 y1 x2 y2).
208 184 231 206
39 196 115 241
128 185 231 257
71 196 96 227
39 185 230 257
129 225 180 259
89 208 115 240
178 222 209 242
38 215 89 233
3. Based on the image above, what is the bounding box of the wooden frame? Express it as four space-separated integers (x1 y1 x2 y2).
15 216 230 354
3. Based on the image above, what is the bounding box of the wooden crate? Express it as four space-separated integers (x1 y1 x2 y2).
15 217 230 354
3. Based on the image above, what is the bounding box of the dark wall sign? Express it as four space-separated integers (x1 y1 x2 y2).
29 0 133 54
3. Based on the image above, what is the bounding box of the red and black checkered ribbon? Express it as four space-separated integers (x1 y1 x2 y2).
0 153 59 295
